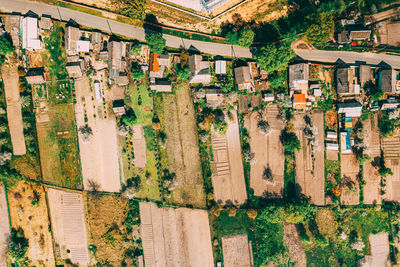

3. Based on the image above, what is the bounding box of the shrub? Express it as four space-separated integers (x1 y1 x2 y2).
8 228 29 263
238 28 255 48
145 32 166 54
131 62 145 80
122 108 137 126
280 129 300 153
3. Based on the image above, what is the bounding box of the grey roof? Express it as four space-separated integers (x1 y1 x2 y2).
66 26 80 53
288 63 309 88
234 66 251 84
337 67 349 94
108 41 122 84
350 30 371 40
189 55 211 84
337 31 350 44
359 65 371 87
380 69 396 93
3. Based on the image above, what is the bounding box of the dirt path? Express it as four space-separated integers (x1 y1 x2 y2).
0 182 10 266
139 202 214 267
1 64 26 155
74 77 121 192
362 114 381 205
222 234 252 267
47 188 89 265
211 110 247 205
294 110 325 205
284 222 306 267
340 153 360 205
132 125 146 168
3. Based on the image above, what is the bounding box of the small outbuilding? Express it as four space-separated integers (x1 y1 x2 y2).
25 68 45 84
215 60 226 75
21 17 42 50
234 66 255 92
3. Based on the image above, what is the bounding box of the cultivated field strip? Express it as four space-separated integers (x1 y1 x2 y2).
47 189 89 266
340 153 360 205
222 234 252 267
0 183 10 267
211 111 247 205
139 202 214 267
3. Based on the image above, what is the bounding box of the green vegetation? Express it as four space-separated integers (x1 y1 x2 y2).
122 108 137 126
305 13 335 46
255 41 295 74
280 129 300 153
145 32 166 54
7 228 29 264
117 0 147 19
0 36 13 64
131 62 145 80
364 80 384 102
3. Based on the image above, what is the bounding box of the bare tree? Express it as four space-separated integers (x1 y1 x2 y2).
79 125 93 142
87 179 101 192
257 120 271 135
262 166 274 183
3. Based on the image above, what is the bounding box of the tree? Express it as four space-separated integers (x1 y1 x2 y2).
122 108 137 126
262 166 274 183
79 125 93 142
131 62 145 80
280 129 300 153
226 32 238 45
131 41 141 56
364 80 383 101
305 13 334 46
214 120 228 136
116 0 147 19
268 72 286 90
145 32 166 54
238 28 255 48
8 228 29 263
0 36 13 55
176 65 189 81
379 166 393 178
255 43 295 73
257 120 272 135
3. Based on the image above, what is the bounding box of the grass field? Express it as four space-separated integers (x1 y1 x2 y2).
153 82 205 207
37 104 81 188
85 194 142 266
121 79 161 200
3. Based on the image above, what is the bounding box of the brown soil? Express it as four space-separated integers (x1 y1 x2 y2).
315 208 337 238
283 222 306 267
340 153 360 205
222 234 252 267
6 180 55 266
325 110 337 129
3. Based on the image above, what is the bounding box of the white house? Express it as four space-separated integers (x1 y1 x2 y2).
337 102 363 117
21 17 42 50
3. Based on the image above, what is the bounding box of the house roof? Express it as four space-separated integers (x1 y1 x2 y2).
22 17 42 50
289 63 309 88
39 17 52 30
337 67 349 94
117 73 129 86
77 40 90 52
66 26 80 53
150 78 172 92
350 30 371 40
215 60 226 74
189 55 211 84
337 31 350 44
26 68 45 84
234 66 252 84
4 15 21 47
113 99 125 108
91 31 102 52
359 65 371 86
380 69 396 93
150 53 160 72
293 94 306 109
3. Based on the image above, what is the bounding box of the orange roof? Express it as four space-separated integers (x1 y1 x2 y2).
149 53 159 72
294 93 306 103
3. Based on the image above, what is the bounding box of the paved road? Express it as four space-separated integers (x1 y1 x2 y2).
1 0 400 66
295 49 400 69
0 0 253 58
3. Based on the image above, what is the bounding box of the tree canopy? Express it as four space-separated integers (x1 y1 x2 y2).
280 129 301 153
0 36 13 63
305 12 335 46
238 28 255 48
145 32 166 54
117 0 147 19
255 42 295 73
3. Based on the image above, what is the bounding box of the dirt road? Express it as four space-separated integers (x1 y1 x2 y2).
222 234 252 267
362 114 381 205
74 77 121 192
0 183 10 267
294 110 325 205
47 188 89 266
139 202 214 267
1 64 26 155
245 104 284 197
211 110 247 205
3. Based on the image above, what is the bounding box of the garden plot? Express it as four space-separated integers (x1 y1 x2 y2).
294 110 325 205
0 182 10 266
132 125 146 168
362 114 381 205
211 111 247 205
74 77 120 192
47 188 89 266
245 104 284 197
157 84 205 207
384 159 400 202
1 64 26 155
284 222 306 267
340 153 360 205
222 234 252 267
6 180 54 265
139 202 214 267
361 232 390 267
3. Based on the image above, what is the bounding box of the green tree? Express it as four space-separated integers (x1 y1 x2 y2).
305 12 335 46
268 71 287 90
145 32 166 54
256 43 295 73
0 36 13 55
131 41 141 56
122 108 137 126
364 80 383 101
238 28 255 48
214 120 228 136
280 129 300 153
176 65 189 81
226 32 238 45
8 228 29 263
131 62 145 80
118 0 147 19
379 166 393 178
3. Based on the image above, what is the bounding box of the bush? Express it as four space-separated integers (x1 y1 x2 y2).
280 129 300 153
238 28 255 48
122 108 137 126
176 65 189 81
145 32 166 54
0 36 13 55
131 62 145 80
8 228 29 263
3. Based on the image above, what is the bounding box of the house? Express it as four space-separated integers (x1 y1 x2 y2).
108 41 123 85
326 131 338 139
189 55 211 84
215 60 226 75
117 73 129 86
149 53 170 78
379 69 397 93
150 78 172 93
112 99 125 116
91 32 102 53
336 67 360 95
381 98 399 110
337 101 363 117
337 31 350 44
25 68 45 84
359 65 372 87
349 30 371 41
39 17 52 31
205 88 225 107
234 66 255 92
77 39 90 53
65 26 80 55
263 92 275 102
340 131 351 153
4 15 21 47
21 17 42 50
293 93 307 110
66 61 83 78
289 63 309 94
